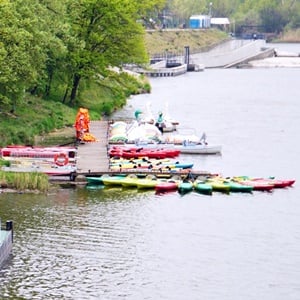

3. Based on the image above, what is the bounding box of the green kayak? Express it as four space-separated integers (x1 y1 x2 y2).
193 181 213 195
178 181 193 194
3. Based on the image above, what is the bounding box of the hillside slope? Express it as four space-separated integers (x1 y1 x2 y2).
144 29 228 55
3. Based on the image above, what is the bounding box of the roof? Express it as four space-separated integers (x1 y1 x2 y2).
190 15 210 19
211 18 230 25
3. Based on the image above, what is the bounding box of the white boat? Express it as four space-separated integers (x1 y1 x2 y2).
142 101 179 132
129 142 221 155
162 102 179 132
130 130 221 154
174 143 222 154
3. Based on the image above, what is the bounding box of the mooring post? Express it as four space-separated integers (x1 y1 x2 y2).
184 46 190 66
6 220 13 242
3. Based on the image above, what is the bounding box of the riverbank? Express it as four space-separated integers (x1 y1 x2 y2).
0 170 50 193
274 28 300 43
144 29 228 55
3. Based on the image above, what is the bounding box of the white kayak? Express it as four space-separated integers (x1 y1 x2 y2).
116 142 222 155
174 143 222 154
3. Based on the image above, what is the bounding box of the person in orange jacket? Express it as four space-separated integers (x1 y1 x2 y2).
75 114 85 141
75 108 90 139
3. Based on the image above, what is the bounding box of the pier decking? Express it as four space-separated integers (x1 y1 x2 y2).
76 121 110 175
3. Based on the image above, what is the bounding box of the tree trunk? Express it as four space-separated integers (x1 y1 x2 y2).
45 72 53 97
69 73 81 106
62 86 69 104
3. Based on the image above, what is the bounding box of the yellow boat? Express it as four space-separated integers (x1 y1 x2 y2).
136 175 159 189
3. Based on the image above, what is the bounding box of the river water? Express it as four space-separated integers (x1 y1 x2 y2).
0 44 300 300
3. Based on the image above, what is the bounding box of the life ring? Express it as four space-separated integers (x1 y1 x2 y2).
54 152 69 166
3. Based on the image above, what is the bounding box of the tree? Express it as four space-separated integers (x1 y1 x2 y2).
0 0 64 110
64 0 154 105
0 0 40 110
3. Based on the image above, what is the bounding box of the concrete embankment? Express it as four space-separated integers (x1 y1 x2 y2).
136 38 299 73
146 39 277 71
190 39 274 68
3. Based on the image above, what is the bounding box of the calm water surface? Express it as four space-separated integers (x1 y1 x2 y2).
1 44 300 300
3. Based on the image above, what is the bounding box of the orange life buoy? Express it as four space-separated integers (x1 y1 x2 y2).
54 152 69 166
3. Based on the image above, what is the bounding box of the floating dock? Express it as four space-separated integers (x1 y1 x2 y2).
74 121 212 180
132 64 187 77
0 220 13 268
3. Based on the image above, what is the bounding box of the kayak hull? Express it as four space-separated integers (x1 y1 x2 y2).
178 182 193 194
193 181 213 195
155 181 178 193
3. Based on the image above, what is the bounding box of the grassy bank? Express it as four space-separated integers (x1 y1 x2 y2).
275 28 300 43
0 71 150 147
144 29 228 55
0 170 50 193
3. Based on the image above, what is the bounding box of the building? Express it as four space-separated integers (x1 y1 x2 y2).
189 15 211 29
210 18 230 31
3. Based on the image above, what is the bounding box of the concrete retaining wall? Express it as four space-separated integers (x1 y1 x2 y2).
140 64 187 77
190 39 270 68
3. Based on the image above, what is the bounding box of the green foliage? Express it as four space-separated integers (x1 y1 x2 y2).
0 159 10 168
79 70 150 117
0 95 77 147
166 0 300 35
0 171 50 192
60 0 152 104
0 0 160 108
0 68 149 146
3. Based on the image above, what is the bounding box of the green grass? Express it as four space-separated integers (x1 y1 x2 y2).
0 71 149 147
274 28 300 43
144 29 228 55
0 170 50 192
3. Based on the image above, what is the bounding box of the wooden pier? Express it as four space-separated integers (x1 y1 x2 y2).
74 120 214 180
75 121 110 176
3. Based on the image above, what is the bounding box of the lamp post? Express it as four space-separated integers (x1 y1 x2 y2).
209 2 213 16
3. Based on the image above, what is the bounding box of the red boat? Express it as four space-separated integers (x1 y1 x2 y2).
1 146 77 163
252 178 295 188
109 146 180 159
155 180 179 193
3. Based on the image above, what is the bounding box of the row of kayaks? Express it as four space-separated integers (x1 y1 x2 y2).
85 174 295 195
109 157 194 172
109 146 180 159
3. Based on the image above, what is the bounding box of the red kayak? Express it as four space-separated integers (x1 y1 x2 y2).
1 146 77 159
155 180 178 193
252 178 295 188
109 146 180 159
